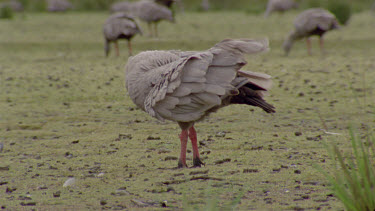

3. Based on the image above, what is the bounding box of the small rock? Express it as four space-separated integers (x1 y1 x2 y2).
131 199 149 207
272 168 281 172
214 158 231 165
201 150 211 155
116 133 133 141
0 166 10 171
294 132 302 136
65 152 73 158
96 172 105 177
294 170 302 174
146 136 160 140
63 177 75 187
6 187 16 193
53 191 61 197
38 185 48 190
164 156 178 161
160 200 167 207
100 199 107 206
20 202 36 206
18 195 32 200
112 188 130 196
199 140 207 146
158 149 171 154
112 205 127 210
71 140 79 144
215 131 226 137
243 169 259 173
189 170 209 175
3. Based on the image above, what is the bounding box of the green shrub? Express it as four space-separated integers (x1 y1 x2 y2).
302 0 326 8
327 1 352 25
320 128 375 211
71 0 117 11
27 0 46 12
0 6 14 19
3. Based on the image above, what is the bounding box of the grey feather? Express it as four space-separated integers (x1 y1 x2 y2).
125 38 273 124
264 0 298 17
47 0 72 12
0 0 23 12
103 12 142 56
110 0 174 37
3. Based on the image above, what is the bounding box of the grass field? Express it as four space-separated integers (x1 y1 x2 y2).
1 10 375 210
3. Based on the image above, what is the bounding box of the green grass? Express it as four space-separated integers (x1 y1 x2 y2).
0 6 13 19
320 127 375 211
0 11 375 210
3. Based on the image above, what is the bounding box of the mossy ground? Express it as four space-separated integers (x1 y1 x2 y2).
0 10 375 210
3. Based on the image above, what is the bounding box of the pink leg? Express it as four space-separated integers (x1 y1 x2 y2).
178 130 188 168
154 24 158 38
148 23 153 37
189 126 204 167
114 41 120 57
319 37 325 55
127 40 132 56
306 38 312 56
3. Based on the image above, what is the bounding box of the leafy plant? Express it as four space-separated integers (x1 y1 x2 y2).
0 5 13 19
327 1 352 25
320 128 375 211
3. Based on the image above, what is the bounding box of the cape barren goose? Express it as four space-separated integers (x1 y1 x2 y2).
110 1 136 13
47 0 73 12
283 8 340 56
264 0 298 17
103 13 142 57
135 0 174 37
111 1 174 37
125 39 275 168
154 0 175 8
0 0 24 12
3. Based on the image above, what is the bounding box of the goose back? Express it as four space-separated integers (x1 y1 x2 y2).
47 0 72 12
103 13 142 41
135 0 174 23
0 0 23 12
125 39 272 123
294 8 339 38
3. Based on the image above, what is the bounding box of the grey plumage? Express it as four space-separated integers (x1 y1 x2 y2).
126 39 274 168
0 0 24 12
154 0 175 8
47 0 73 12
201 0 210 11
110 1 136 13
283 8 340 56
136 0 174 37
103 13 142 57
264 0 298 17
110 0 174 37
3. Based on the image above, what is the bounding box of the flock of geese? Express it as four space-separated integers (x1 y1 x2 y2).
103 0 340 57
0 0 73 12
2 0 344 168
1 0 341 57
118 0 340 167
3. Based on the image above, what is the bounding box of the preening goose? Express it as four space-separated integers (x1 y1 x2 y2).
125 39 275 168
